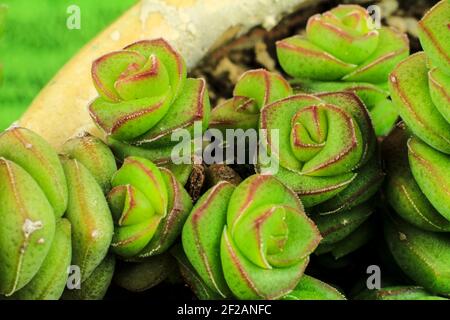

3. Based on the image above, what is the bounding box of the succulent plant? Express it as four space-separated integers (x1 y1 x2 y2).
182 175 322 299
2 1 448 302
276 4 410 136
0 128 117 300
389 6 449 154
108 156 192 259
384 0 450 296
258 91 383 257
210 69 293 131
0 127 68 297
88 38 210 166
259 91 381 207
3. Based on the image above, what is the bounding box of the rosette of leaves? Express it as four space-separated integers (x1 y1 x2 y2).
382 1 450 296
182 174 322 300
88 38 210 166
276 5 410 136
209 69 292 131
107 156 193 259
258 91 384 258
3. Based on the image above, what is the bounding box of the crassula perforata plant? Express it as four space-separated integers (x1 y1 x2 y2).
88 38 210 165
210 69 293 131
108 156 192 259
276 4 410 136
182 175 322 300
389 1 450 155
384 0 450 296
258 91 384 257
0 128 114 300
0 127 68 297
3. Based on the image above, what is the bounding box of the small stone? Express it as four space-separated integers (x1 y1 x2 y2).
255 41 276 71
387 16 419 37
378 0 399 17
398 232 407 241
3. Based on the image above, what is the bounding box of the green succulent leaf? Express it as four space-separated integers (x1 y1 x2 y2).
282 275 346 300
389 52 450 154
11 219 72 300
0 128 71 296
210 69 292 132
384 214 450 295
0 127 68 218
0 158 55 296
62 157 113 282
418 0 450 75
384 123 450 232
62 133 117 194
183 175 321 300
408 137 450 221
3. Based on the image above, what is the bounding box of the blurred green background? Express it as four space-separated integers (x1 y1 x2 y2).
0 0 136 130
